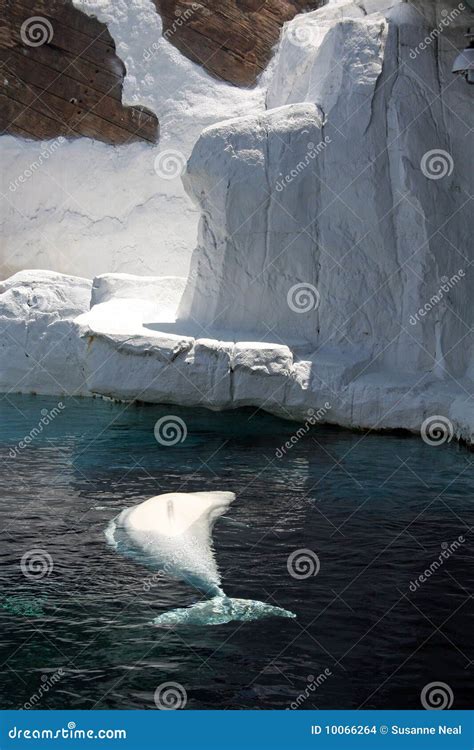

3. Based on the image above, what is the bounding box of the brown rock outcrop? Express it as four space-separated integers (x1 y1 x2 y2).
0 0 159 144
154 0 322 86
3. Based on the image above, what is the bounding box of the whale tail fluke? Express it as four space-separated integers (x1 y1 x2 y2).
150 595 296 627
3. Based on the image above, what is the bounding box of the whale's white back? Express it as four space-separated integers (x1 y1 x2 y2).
107 491 235 595
120 491 235 537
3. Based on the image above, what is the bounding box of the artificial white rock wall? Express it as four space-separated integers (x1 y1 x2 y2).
0 0 266 281
0 268 472 443
0 270 92 395
178 0 473 382
0 0 472 444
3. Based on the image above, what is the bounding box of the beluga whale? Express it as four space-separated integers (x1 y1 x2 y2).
106 490 296 626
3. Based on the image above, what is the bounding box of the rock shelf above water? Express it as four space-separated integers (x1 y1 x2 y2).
1 270 472 444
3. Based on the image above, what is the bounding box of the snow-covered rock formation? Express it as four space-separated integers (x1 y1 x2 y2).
0 0 266 280
180 1 471 373
0 271 91 395
0 0 472 443
173 0 472 437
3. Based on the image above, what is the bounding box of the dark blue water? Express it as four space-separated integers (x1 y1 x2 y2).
0 395 472 710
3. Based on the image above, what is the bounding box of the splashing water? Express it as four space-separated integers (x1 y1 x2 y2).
152 596 296 627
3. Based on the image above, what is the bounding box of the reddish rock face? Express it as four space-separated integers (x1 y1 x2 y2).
0 0 159 144
154 0 322 86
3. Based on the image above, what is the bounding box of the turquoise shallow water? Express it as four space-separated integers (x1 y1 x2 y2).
0 395 472 710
